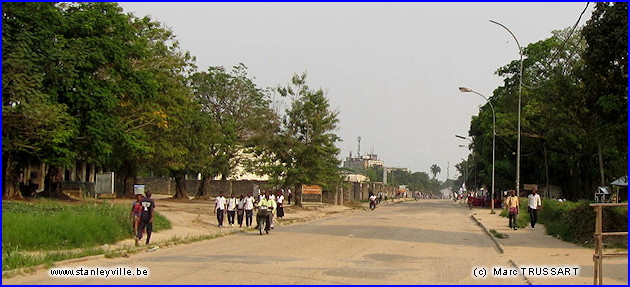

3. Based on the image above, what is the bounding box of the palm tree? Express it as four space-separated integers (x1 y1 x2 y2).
430 164 441 180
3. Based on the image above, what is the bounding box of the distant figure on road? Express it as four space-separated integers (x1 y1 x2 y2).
136 191 155 246
244 192 255 227
276 190 285 219
505 190 519 230
214 192 226 228
226 193 238 227
528 188 542 230
287 188 292 205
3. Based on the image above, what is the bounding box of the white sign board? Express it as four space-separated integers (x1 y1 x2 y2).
95 172 114 196
133 185 145 195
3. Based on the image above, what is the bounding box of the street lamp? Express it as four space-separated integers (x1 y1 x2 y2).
459 87 496 214
490 20 523 197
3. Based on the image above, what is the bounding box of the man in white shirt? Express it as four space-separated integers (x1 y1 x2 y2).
226 193 238 227
244 192 255 227
527 187 542 230
214 192 226 228
276 191 285 219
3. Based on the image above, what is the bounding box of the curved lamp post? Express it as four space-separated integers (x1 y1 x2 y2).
490 20 523 197
459 87 496 213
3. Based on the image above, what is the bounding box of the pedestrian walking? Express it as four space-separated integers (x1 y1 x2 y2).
226 193 237 227
287 188 292 205
528 187 542 229
237 194 245 227
129 193 143 235
505 190 520 230
276 190 285 218
214 192 226 228
135 191 155 246
244 192 255 227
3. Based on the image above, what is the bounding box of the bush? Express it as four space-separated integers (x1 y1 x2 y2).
2 201 171 251
539 200 627 247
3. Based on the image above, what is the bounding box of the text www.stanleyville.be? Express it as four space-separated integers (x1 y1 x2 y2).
49 266 149 278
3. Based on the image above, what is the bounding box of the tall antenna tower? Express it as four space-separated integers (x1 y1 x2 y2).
357 136 361 157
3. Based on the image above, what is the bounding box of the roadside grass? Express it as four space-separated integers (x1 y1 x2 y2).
2 200 171 271
2 246 104 272
499 198 627 248
2 228 227 273
3 200 170 251
538 199 627 248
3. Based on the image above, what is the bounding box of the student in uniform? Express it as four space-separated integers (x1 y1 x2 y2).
226 193 238 227
214 192 226 228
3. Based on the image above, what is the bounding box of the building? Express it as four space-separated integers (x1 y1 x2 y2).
343 152 384 169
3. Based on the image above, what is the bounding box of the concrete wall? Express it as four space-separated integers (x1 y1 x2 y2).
135 177 273 197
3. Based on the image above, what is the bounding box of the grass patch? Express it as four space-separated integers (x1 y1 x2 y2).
538 200 627 248
2 200 171 252
2 246 104 271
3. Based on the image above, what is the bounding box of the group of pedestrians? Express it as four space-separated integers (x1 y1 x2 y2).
504 187 542 230
130 192 155 246
214 189 288 228
128 188 291 245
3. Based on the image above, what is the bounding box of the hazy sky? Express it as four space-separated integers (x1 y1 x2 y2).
120 2 593 182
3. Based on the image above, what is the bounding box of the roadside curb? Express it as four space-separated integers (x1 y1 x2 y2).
470 214 504 254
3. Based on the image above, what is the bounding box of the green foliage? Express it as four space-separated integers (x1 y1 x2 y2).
539 200 627 247
269 72 342 202
465 4 627 200
2 201 171 251
189 64 278 182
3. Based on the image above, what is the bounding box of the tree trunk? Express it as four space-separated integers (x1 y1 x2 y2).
118 160 137 198
43 165 69 199
194 173 213 200
294 183 303 207
172 172 189 200
2 153 23 199
598 142 605 186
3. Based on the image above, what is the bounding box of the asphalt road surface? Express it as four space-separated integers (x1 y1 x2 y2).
4 200 526 285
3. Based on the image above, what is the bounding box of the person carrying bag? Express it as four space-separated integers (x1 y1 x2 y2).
505 190 520 230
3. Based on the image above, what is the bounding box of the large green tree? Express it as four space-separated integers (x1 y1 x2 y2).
2 3 196 198
189 64 277 199
270 73 342 207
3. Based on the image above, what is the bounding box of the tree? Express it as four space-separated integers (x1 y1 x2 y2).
190 64 277 199
2 3 77 199
580 2 628 187
2 3 197 199
270 73 342 207
467 6 627 200
430 164 441 180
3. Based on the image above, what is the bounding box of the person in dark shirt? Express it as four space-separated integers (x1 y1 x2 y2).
136 191 155 246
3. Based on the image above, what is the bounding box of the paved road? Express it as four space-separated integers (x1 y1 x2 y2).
4 200 526 285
